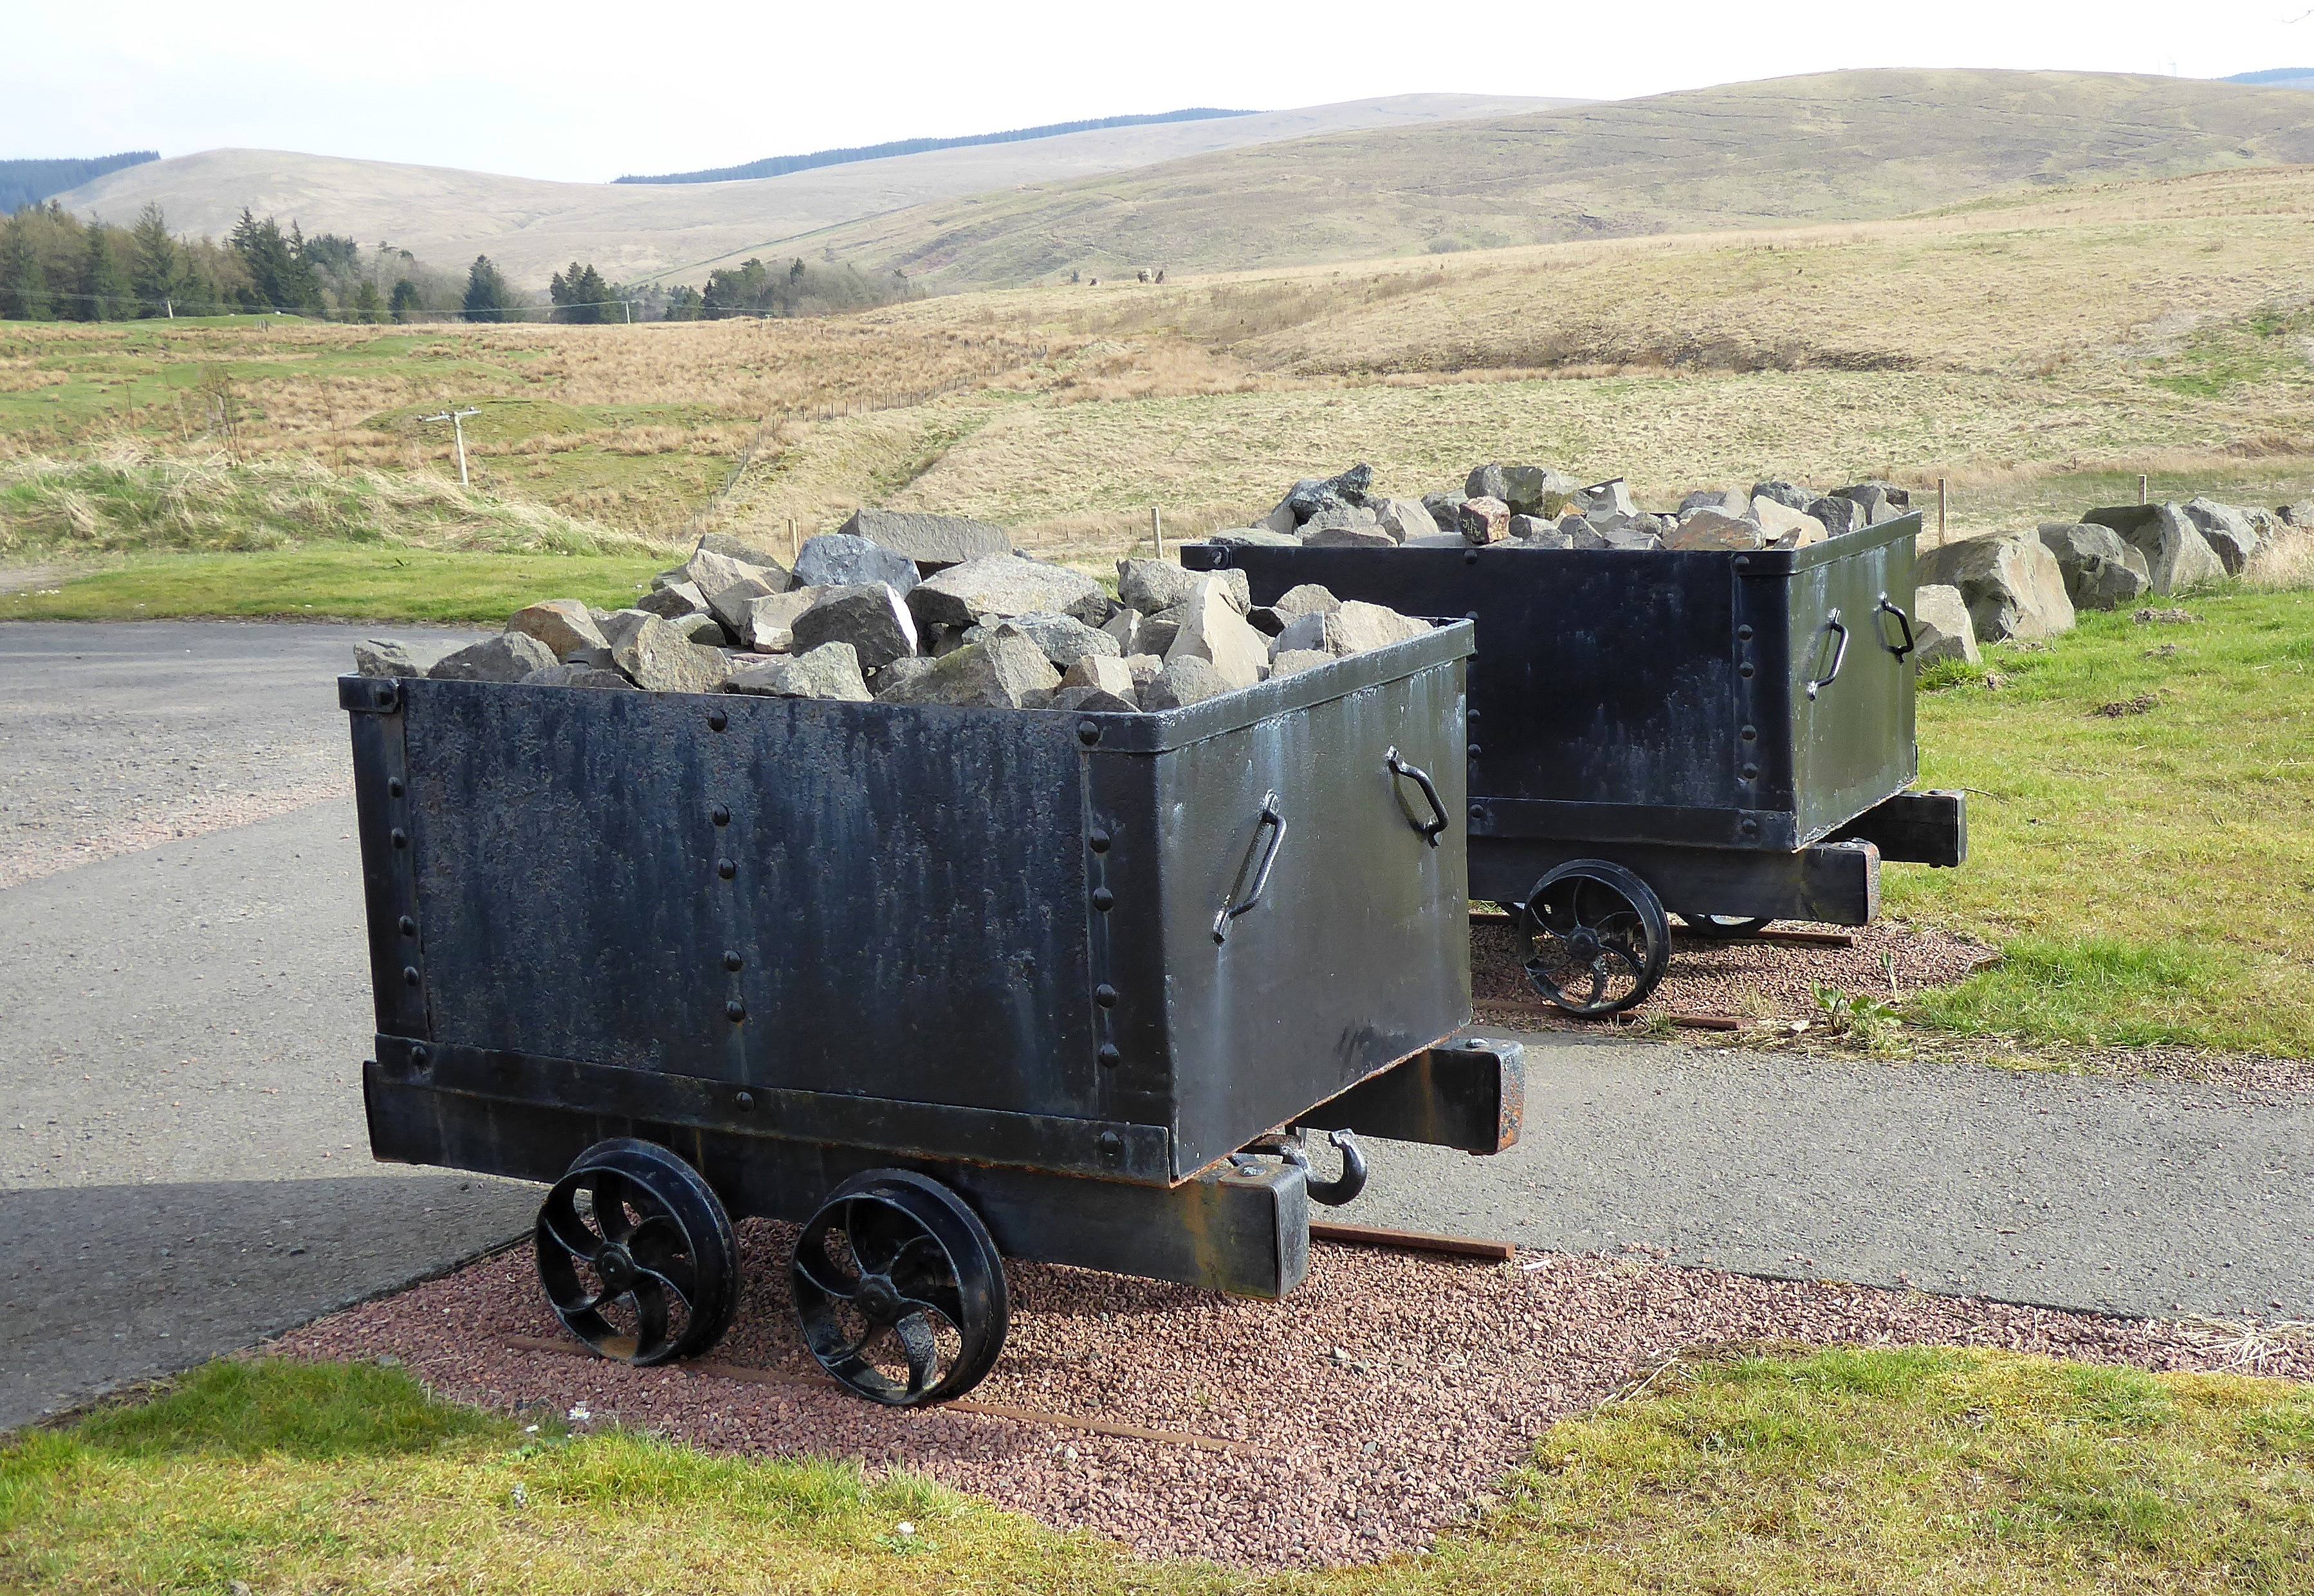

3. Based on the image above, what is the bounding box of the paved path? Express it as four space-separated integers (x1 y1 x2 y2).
2 620 2308 1432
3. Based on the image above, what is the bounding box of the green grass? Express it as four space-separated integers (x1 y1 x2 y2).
1889 587 2314 1056
6 1351 2310 1594
0 546 664 624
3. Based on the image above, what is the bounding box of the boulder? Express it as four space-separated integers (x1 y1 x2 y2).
1273 583 1340 620
1164 583 1270 688
696 532 789 569
1512 524 1576 549
793 533 921 594
908 554 1110 629
2277 501 2314 527
986 610 1118 672
1372 497 1435 541
1267 649 1336 679
1302 502 1384 537
1464 464 1509 503
725 641 872 702
636 582 707 620
506 599 609 662
1570 479 1637 519
1421 491 1464 533
871 657 938 700
669 614 730 647
1750 480 1815 513
1060 654 1138 701
1500 465 1574 517
353 639 416 677
1404 531 1470 549
1458 496 1511 546
1288 463 1373 517
1052 683 1138 713
1677 488 1750 518
1274 601 1427 658
430 632 558 683
788 585 919 674
1211 526 1303 547
836 507 1011 569
1143 656 1231 711
1117 558 1198 616
607 615 730 693
1833 482 1910 524
1305 521 1397 548
2089 504 2225 595
1135 615 1181 656
1664 510 1767 551
1915 533 2075 642
1258 497 1302 535
522 664 638 690
1123 654 1164 693
1909 584 1979 667
739 587 825 654
874 630 1058 709
2036 523 2151 610
1751 497 1826 547
708 575 783 642
1807 495 1865 537
2181 497 2259 576
1568 515 1662 551
683 544 788 600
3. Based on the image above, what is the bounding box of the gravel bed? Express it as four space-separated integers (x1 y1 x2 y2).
1471 915 1994 1032
0 778 347 890
273 1222 2311 1569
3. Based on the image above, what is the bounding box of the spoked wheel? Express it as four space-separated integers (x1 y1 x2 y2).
535 1138 740 1366
791 1169 1008 1406
1678 912 1774 939
1518 859 1671 1018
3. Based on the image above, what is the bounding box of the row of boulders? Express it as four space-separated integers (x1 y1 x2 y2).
352 508 1429 713
1905 495 2286 664
1205 462 1913 553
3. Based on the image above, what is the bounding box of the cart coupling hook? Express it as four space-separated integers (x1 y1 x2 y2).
1386 748 1449 847
1294 1128 1370 1208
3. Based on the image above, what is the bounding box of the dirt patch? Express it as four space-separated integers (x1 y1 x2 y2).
1471 915 1994 1033
273 1227 2311 1570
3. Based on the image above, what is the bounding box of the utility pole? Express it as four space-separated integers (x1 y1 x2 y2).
421 407 482 487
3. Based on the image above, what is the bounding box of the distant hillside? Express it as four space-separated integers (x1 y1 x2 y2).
2225 68 2314 91
1 152 158 214
53 96 1573 288
789 69 2314 288
620 108 1258 184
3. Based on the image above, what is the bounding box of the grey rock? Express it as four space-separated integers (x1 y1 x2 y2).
1274 601 1428 658
2037 522 2151 610
987 610 1118 672
1421 491 1464 532
708 576 782 643
1512 524 1576 549
1274 583 1339 620
596 609 656 650
1143 656 1231 711
1116 559 1248 616
724 641 872 702
1500 465 1574 518
522 664 638 690
789 585 919 674
1403 531 1471 549
1910 584 1980 667
683 544 789 600
1060 654 1138 701
1458 496 1511 546
1464 464 1509 503
871 657 939 700
739 587 825 654
353 639 416 678
908 554 1108 630
1289 463 1373 517
2277 501 2314 527
1267 649 1336 679
2089 504 2225 595
611 614 730 693
696 531 791 570
794 533 922 594
1568 515 1663 551
1570 478 1636 519
1373 497 1434 541
836 506 1011 568
1260 497 1302 535
430 632 558 683
561 645 617 670
1052 684 1137 713
1916 533 2077 642
1677 488 1751 518
669 613 730 647
1807 495 1866 537
1211 526 1303 547
1833 482 1911 524
1123 654 1164 693
1305 521 1397 548
1135 616 1181 656
1664 510 1767 551
1302 501 1382 534
2181 497 2259 576
506 599 609 661
1752 497 1826 547
874 630 1059 709
1750 480 1816 513
1164 583 1270 688
636 582 707 620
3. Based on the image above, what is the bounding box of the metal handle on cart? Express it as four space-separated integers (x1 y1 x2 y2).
1213 793 1287 943
1875 594 1916 660
1805 612 1850 701
1386 748 1449 847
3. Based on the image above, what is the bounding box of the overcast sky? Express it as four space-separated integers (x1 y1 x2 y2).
9 1 2314 183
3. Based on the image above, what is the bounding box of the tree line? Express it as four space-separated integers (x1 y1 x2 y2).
661 256 915 320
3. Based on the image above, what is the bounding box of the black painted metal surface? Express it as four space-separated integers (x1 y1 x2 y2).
345 623 1473 1294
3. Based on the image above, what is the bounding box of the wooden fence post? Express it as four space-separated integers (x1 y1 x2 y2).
1936 478 1948 545
1152 506 1164 559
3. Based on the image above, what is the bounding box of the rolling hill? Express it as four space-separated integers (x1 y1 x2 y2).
50 96 1573 288
788 69 2314 287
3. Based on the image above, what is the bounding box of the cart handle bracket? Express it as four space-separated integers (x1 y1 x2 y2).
1213 793 1287 943
1805 612 1850 701
1386 748 1449 847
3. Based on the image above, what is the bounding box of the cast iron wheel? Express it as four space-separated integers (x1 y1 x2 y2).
791 1169 1008 1406
535 1138 740 1366
1678 912 1774 939
1518 859 1671 1018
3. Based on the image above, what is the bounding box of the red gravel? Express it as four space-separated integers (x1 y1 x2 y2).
273 1223 2308 1568
1471 915 1994 1033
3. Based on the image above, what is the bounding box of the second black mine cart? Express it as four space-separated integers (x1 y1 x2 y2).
345 622 1521 1406
1183 512 1966 1014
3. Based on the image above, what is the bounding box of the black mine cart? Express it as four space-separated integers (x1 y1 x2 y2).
1182 513 1966 1016
344 623 1521 1405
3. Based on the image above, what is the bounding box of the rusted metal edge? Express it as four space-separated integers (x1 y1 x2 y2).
501 1335 1278 1456
1307 1220 1514 1262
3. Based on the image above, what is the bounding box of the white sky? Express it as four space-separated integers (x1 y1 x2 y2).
8 1 2314 183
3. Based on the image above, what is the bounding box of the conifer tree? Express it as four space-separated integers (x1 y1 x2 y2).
389 279 423 322
0 217 50 320
462 255 513 322
82 226 133 320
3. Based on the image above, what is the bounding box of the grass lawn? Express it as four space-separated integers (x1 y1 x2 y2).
0 546 665 625
5 1351 2308 1593
1889 586 2314 1059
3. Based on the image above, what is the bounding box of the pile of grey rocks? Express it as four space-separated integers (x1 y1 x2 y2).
352 506 1428 714
1208 462 1913 553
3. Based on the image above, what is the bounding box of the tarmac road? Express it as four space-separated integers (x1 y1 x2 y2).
3 620 2308 1432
